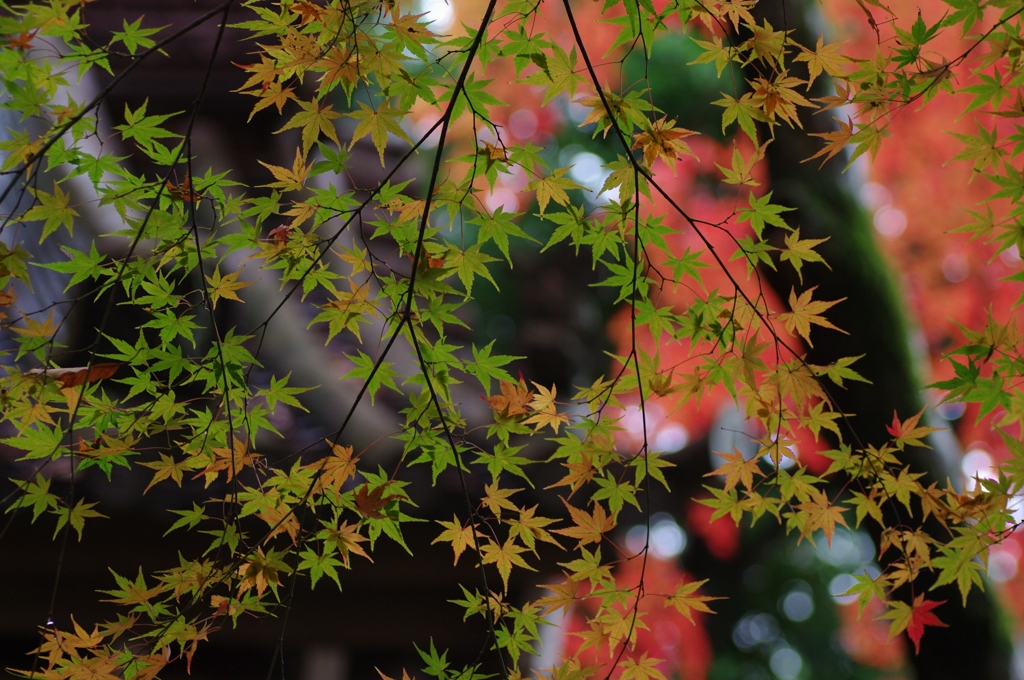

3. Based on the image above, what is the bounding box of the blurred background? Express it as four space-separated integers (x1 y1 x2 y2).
2 1 1023 679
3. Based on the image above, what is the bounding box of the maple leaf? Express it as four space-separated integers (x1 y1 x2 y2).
317 47 362 95
619 653 666 680
547 453 597 495
778 286 846 347
523 382 569 433
242 81 296 120
205 267 254 309
528 167 586 215
23 182 78 240
805 116 855 169
346 101 413 166
487 379 533 416
234 55 282 92
24 362 120 388
795 488 849 546
794 36 851 87
12 309 58 338
259 147 311 192
100 568 165 607
138 453 189 492
54 498 106 540
308 441 360 494
632 116 698 174
552 498 616 547
664 578 723 622
197 437 260 487
885 409 942 449
536 576 580 616
706 448 763 492
432 514 477 565
277 99 342 156
289 1 323 25
354 483 394 519
779 229 829 284
481 538 535 592
508 505 562 553
749 72 815 128
878 594 947 654
320 520 371 567
481 482 522 519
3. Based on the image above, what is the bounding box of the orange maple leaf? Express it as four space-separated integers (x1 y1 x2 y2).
552 498 616 547
706 448 764 492
354 483 393 519
307 441 360 494
631 116 698 174
487 378 533 417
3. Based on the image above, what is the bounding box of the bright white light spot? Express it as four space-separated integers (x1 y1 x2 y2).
568 151 612 200
961 448 995 491
485 189 519 214
990 542 1020 583
508 109 538 140
410 116 441 147
626 524 648 555
770 647 803 680
654 422 689 453
650 516 686 559
942 253 969 283
859 182 891 211
417 0 454 32
1010 493 1024 524
625 514 687 559
620 403 664 444
732 613 779 651
873 206 907 239
829 574 858 605
780 584 814 622
780 445 798 470
1001 246 1022 267
567 100 589 124
816 529 874 567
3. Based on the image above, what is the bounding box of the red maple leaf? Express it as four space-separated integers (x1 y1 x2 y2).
906 595 947 654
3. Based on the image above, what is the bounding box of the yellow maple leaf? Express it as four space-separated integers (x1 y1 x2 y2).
480 537 534 592
205 267 254 309
258 147 311 192
527 167 586 215
432 514 477 565
778 286 846 347
664 578 723 623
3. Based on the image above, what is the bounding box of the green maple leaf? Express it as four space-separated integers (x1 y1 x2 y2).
736 191 794 239
346 101 412 166
110 16 164 55
780 229 829 283
444 243 499 296
481 538 534 592
713 92 767 145
528 167 586 215
23 182 78 241
53 498 106 540
277 99 342 155
6 474 58 521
